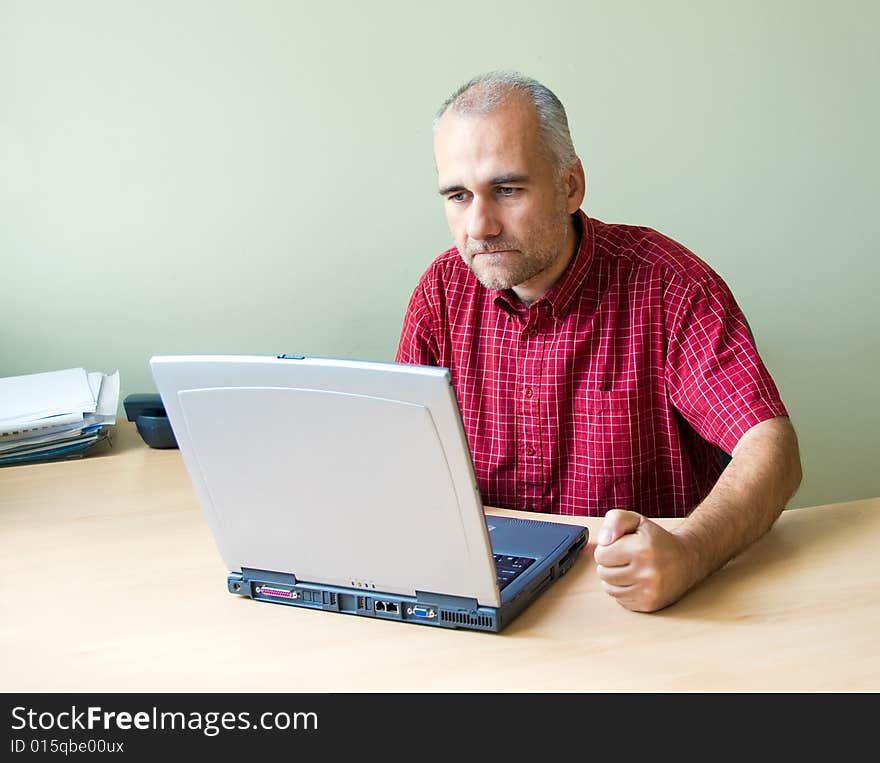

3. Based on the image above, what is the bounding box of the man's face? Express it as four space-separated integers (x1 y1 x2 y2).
433 96 580 296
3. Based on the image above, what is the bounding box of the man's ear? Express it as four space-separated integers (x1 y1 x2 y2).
564 158 586 214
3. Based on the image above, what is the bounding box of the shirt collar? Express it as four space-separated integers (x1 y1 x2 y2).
493 209 594 321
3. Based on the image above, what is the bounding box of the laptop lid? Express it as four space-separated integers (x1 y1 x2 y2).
150 354 502 607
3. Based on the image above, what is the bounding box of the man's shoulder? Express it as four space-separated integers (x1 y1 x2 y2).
425 246 466 272
428 246 467 269
415 246 475 290
590 218 718 284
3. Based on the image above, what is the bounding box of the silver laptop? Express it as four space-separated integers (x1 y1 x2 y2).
150 354 588 633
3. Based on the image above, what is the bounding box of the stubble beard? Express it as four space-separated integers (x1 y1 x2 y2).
460 203 570 292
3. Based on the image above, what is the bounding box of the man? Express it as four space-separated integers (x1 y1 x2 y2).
396 72 802 613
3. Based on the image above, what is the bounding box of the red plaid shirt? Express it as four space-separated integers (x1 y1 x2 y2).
396 210 788 518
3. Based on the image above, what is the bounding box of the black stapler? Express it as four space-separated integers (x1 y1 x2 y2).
122 393 178 449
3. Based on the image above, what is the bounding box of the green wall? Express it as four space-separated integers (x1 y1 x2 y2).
2 0 878 509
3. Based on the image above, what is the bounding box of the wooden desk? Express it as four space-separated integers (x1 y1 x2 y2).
1 421 877 692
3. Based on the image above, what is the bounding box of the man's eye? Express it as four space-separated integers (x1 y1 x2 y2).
497 187 518 197
448 192 467 203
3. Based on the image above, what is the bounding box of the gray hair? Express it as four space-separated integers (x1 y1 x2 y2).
434 71 578 175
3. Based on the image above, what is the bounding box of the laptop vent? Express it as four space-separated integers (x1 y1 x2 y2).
504 519 549 529
440 610 494 629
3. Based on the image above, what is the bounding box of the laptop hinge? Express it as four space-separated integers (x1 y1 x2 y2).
415 591 481 610
241 567 298 585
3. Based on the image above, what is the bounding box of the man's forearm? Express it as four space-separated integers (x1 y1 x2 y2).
673 416 803 590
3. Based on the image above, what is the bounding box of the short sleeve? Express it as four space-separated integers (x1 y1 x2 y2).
664 275 789 454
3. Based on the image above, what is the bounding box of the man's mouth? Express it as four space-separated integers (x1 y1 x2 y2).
472 249 517 258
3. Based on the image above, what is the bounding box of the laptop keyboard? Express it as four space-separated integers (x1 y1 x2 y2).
494 554 536 590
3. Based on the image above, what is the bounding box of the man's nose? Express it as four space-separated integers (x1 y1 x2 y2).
466 197 502 241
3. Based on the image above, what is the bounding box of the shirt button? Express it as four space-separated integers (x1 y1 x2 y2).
524 387 533 398
528 328 538 338
525 446 536 456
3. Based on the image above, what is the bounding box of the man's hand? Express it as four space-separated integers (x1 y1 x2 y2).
593 509 698 613
593 418 802 613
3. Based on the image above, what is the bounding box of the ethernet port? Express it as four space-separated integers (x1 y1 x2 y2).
386 602 399 615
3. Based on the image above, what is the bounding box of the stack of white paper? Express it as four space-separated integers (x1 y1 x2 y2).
0 367 120 466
